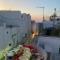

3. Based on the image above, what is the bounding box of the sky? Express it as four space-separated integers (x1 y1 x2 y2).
0 0 60 22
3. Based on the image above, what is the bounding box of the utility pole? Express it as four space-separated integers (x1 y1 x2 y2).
36 7 45 21
53 8 57 28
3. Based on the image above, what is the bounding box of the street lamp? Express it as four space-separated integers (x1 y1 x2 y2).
36 7 45 21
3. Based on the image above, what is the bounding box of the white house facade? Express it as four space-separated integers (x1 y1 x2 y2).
0 10 32 51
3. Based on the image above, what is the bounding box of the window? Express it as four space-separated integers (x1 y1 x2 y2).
59 48 60 54
21 15 23 18
6 31 8 34
47 52 51 60
7 56 13 60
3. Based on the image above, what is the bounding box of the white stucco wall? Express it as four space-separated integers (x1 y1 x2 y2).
0 11 21 26
0 26 21 50
38 36 60 53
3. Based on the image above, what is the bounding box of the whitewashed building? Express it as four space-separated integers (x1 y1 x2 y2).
0 10 32 51
42 21 53 29
42 20 60 29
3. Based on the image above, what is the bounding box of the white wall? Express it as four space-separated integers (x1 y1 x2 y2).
38 36 60 53
0 26 21 50
19 13 31 37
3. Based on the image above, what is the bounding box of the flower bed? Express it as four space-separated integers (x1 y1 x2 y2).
6 44 45 60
